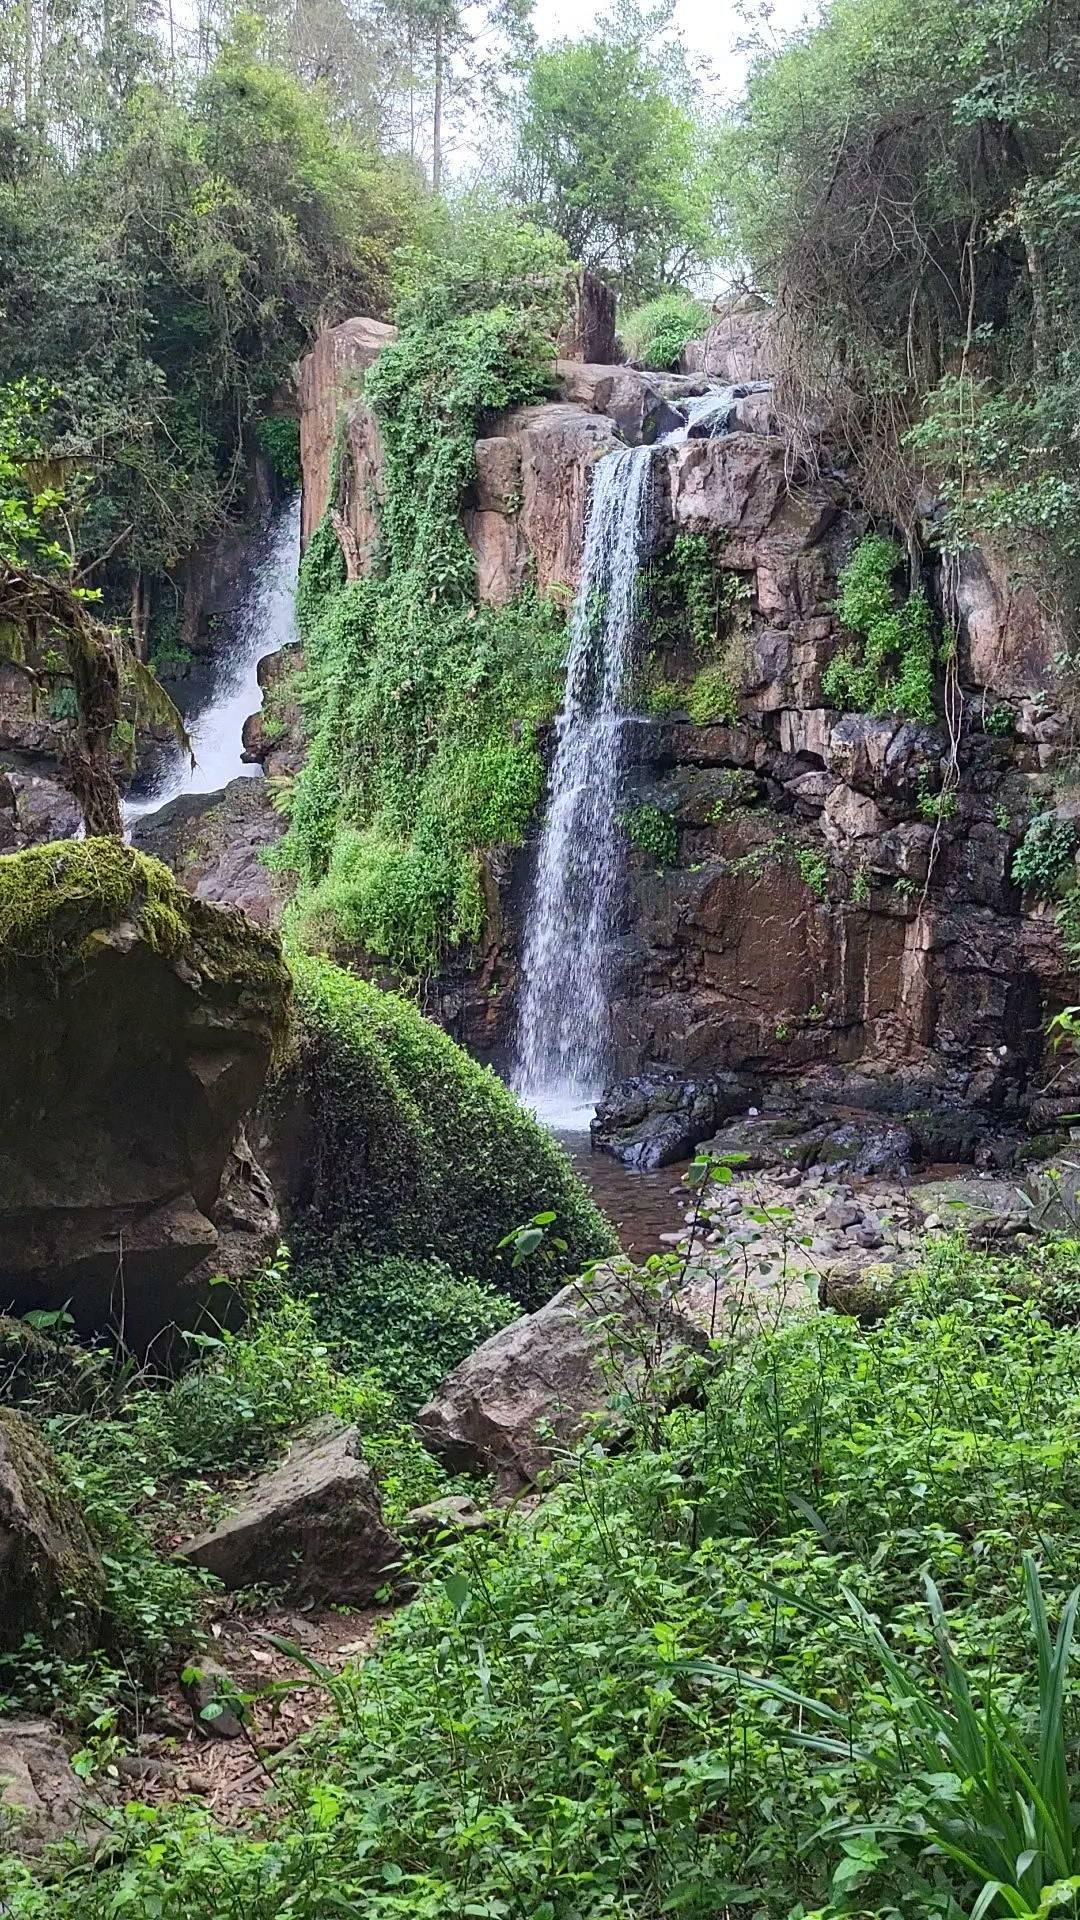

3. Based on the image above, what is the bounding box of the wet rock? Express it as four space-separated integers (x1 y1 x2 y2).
906 1105 988 1165
0 760 81 850
0 1410 105 1656
817 1122 914 1180
0 1720 104 1856
415 1270 706 1490
179 1420 401 1606
591 1072 758 1169
696 1112 826 1171
554 361 683 444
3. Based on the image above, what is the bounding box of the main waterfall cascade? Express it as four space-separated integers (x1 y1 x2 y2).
512 386 764 1129
123 492 301 825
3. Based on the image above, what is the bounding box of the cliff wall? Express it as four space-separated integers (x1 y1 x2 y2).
296 306 1077 1121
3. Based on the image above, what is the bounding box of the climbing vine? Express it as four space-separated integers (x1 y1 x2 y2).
277 249 571 977
639 535 751 722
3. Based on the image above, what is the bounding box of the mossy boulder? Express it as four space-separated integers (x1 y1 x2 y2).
0 1408 104 1655
0 840 290 1344
268 956 616 1310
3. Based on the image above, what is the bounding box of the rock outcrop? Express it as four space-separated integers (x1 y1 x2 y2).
131 778 287 927
0 1409 105 1656
0 1719 104 1855
415 1270 705 1490
295 306 1077 1120
178 1420 401 1604
0 840 289 1343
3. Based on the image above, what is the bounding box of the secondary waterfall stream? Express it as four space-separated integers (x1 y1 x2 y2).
123 492 301 825
512 387 759 1129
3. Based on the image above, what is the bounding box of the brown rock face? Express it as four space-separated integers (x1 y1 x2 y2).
0 841 289 1343
0 1410 105 1657
682 295 780 384
298 316 398 548
178 1421 401 1605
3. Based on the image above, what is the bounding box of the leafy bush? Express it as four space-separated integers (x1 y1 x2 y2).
644 676 686 716
687 661 739 724
620 802 678 865
312 1253 518 1412
794 845 830 898
620 292 709 370
823 533 937 721
1012 812 1077 894
288 955 616 1308
20 1246 1080 1917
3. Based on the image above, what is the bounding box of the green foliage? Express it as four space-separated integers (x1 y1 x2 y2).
644 676 686 716
687 661 739 724
620 801 678 866
21 1248 1080 1916
620 291 709 369
984 700 1016 736
823 534 936 721
279 236 570 976
0 38 420 631
507 21 721 300
313 1253 517 1413
794 845 830 899
1012 813 1077 895
288 955 616 1310
255 414 302 490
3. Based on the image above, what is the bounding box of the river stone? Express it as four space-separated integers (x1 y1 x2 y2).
0 1719 105 1856
591 1071 758 1170
0 840 289 1343
415 1269 707 1490
0 1410 105 1656
178 1420 402 1605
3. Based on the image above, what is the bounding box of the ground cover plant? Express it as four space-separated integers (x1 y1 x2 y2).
10 1236 1080 1918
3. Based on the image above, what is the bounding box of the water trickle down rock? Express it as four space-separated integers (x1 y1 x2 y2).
512 389 766 1125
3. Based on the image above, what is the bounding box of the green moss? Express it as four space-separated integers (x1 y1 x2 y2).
822 534 936 721
687 662 739 724
0 838 291 1056
288 955 617 1308
0 1408 105 1656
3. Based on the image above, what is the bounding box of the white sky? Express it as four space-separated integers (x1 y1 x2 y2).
528 0 817 102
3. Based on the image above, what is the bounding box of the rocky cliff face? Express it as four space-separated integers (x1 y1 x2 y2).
298 302 1077 1122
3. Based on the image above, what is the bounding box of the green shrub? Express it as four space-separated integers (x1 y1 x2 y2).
288 955 616 1307
255 413 301 489
823 533 936 721
687 661 738 723
1012 811 1076 894
644 676 686 716
794 845 830 898
20 1248 1080 1918
313 1253 518 1412
620 291 710 369
620 802 678 865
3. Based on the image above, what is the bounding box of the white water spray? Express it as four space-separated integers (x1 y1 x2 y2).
123 492 300 825
512 387 763 1128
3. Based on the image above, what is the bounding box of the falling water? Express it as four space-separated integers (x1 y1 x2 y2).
512 387 764 1128
123 492 301 825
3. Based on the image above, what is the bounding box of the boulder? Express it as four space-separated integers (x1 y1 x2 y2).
131 778 287 927
554 361 683 444
0 760 81 851
681 296 779 384
591 1071 758 1169
0 1410 105 1656
0 1719 104 1856
696 1113 826 1172
907 1105 988 1164
415 1270 706 1489
178 1420 402 1605
0 840 289 1343
819 1259 907 1323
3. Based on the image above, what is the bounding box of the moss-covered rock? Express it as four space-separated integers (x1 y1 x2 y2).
0 840 291 1343
271 956 616 1309
0 1408 105 1655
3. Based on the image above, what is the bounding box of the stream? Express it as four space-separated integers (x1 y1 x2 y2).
123 494 301 826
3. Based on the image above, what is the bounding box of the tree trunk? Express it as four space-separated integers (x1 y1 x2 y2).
130 569 149 659
70 628 124 839
432 16 443 192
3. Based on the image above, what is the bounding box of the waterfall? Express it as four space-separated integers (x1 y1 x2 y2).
123 492 300 825
512 386 763 1128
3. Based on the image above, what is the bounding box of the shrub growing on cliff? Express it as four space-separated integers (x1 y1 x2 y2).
823 533 936 721
288 956 616 1307
620 292 709 370
278 234 571 976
